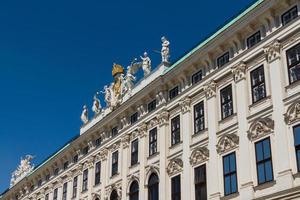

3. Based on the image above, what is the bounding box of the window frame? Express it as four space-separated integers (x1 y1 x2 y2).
250 65 267 104
247 31 261 49
220 85 234 120
171 175 181 200
194 164 207 200
293 125 300 172
131 139 139 166
171 115 181 146
111 126 119 137
131 112 139 124
148 99 157 113
217 52 230 68
281 6 298 26
82 169 88 192
169 86 179 100
112 151 119 176
72 176 78 198
194 101 205 134
53 188 58 200
286 43 300 84
192 70 203 85
222 152 238 196
95 161 101 185
149 127 158 156
62 182 67 200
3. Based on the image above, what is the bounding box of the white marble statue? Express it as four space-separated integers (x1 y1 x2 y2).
124 68 136 95
140 52 151 76
92 92 102 115
81 105 89 124
161 36 170 63
10 155 34 187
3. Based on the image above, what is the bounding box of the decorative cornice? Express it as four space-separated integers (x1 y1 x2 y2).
179 97 191 113
231 62 247 82
264 40 282 63
284 101 300 125
190 146 209 166
216 133 239 154
248 117 274 141
204 80 217 99
166 158 183 176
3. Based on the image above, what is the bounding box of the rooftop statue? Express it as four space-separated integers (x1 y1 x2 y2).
92 91 102 115
124 66 136 95
140 52 151 77
10 155 34 187
81 105 89 124
161 36 170 63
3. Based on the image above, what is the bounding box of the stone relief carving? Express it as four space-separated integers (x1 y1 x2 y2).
179 97 191 113
92 192 101 200
216 133 239 154
231 62 247 82
166 158 183 176
204 80 217 99
284 101 300 125
138 123 148 138
190 146 209 166
148 117 159 129
264 40 281 63
121 134 131 149
248 117 274 141
105 182 122 200
99 148 109 161
109 142 121 152
157 109 169 126
10 155 35 187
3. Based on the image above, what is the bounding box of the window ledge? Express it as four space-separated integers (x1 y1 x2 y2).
193 128 208 137
169 141 183 150
249 95 271 109
129 162 140 169
220 192 239 200
253 180 276 191
110 173 120 179
148 152 160 160
293 172 300 179
285 79 300 91
218 113 237 124
94 183 101 188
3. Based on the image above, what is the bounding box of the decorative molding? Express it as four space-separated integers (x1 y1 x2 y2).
105 182 122 200
190 146 209 166
92 192 101 200
248 117 274 141
284 101 300 125
109 141 121 152
126 173 140 193
179 97 191 113
216 133 239 154
147 117 159 129
157 109 169 126
231 62 247 82
121 134 131 148
138 123 148 138
130 130 139 140
204 80 217 99
99 148 109 161
166 158 183 176
264 40 282 63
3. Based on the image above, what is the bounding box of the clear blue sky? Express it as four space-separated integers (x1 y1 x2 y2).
0 0 255 192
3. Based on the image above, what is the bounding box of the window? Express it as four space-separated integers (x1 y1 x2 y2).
148 99 157 113
282 6 298 26
223 153 238 196
110 190 119 200
45 194 49 200
171 175 181 200
54 168 59 176
294 125 300 171
63 161 69 170
46 174 50 181
169 86 179 100
148 173 159 200
195 165 207 200
72 176 78 198
53 188 58 200
95 161 101 185
62 182 67 200
129 181 139 200
112 127 119 137
194 102 205 134
220 85 233 119
149 128 158 156
37 179 42 187
73 154 79 163
82 146 89 155
95 137 102 147
112 151 119 176
217 52 230 68
255 138 273 185
247 31 261 48
286 43 300 84
171 115 180 146
131 112 138 124
251 65 266 103
192 70 202 85
82 169 88 192
131 139 139 166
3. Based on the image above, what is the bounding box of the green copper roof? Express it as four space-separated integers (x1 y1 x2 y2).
163 0 265 75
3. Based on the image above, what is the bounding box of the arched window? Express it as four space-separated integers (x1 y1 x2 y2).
148 173 159 200
129 181 139 200
110 190 118 200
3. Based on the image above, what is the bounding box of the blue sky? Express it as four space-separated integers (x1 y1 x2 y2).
0 0 255 192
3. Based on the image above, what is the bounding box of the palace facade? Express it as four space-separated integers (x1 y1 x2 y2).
2 0 300 199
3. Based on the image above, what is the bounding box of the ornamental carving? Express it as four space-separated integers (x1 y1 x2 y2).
145 164 160 185
264 40 281 63
190 146 209 166
204 81 217 99
231 62 246 82
167 158 183 176
157 109 169 126
138 123 148 138
99 148 109 161
248 117 274 141
216 133 239 154
179 97 191 113
284 101 300 125
131 130 139 140
109 142 120 152
92 193 101 200
148 117 159 129
127 173 140 192
10 155 35 187
121 134 131 148
105 182 122 200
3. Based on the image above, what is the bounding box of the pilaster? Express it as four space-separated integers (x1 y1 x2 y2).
121 134 130 200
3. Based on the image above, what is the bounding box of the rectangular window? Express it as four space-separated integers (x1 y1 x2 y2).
195 165 207 200
192 70 202 85
131 139 139 166
286 43 300 84
72 176 78 198
282 6 298 26
46 174 50 181
112 127 119 137
255 138 273 185
82 169 88 192
53 188 58 200
112 151 119 176
148 99 157 113
251 65 266 103
45 194 49 200
171 115 181 146
63 161 69 170
223 153 238 196
149 128 158 156
194 101 205 134
294 125 300 171
38 179 42 187
247 31 261 48
95 137 102 147
171 175 181 200
217 52 230 68
220 85 233 120
62 182 67 200
54 168 59 176
73 154 79 163
82 146 89 155
131 112 138 124
169 86 179 100
95 161 101 185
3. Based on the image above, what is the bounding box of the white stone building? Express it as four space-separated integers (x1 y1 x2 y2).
2 0 300 199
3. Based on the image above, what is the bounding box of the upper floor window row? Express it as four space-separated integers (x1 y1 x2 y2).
169 86 179 100
287 43 300 84
247 31 261 49
217 52 230 68
282 6 298 26
220 85 234 120
192 70 203 85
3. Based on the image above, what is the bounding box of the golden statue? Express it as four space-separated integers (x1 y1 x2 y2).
112 63 124 98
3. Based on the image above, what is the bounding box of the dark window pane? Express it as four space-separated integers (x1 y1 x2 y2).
169 86 179 100
247 31 261 48
217 52 230 68
282 6 298 26
112 151 118 176
220 85 233 119
171 175 181 200
223 153 238 196
149 128 157 156
171 116 181 145
251 66 266 103
192 70 202 85
194 102 205 134
148 100 157 113
131 112 138 124
112 127 119 137
286 43 300 84
294 126 300 145
131 139 139 166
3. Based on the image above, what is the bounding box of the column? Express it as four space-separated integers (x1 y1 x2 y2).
138 123 147 200
179 97 192 200
157 109 169 200
121 134 130 200
232 62 254 198
66 172 74 200
264 40 293 190
87 158 95 200
204 81 221 200
99 148 108 200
